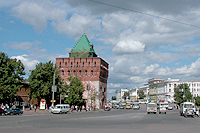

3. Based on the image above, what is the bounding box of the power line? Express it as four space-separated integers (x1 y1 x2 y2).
89 0 200 28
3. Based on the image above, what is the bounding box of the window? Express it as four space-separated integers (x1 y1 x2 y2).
94 62 96 67
59 62 61 67
71 62 72 67
65 62 67 66
62 70 64 77
73 70 76 77
83 62 84 67
91 70 93 76
169 89 171 92
77 62 78 67
85 70 87 77
68 71 70 77
174 84 176 88
169 84 171 87
79 70 81 77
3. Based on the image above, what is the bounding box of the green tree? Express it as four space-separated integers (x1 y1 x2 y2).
195 96 200 106
64 76 84 106
28 61 62 105
122 92 130 101
137 90 145 99
0 52 25 103
174 83 192 104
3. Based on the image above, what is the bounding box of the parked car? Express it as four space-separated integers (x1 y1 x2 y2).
6 108 23 115
104 106 111 111
0 108 7 116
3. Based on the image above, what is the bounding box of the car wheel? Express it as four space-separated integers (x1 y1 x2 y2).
1 113 4 116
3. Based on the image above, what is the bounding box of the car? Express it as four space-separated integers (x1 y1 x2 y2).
0 108 7 116
159 106 167 114
132 104 140 110
104 106 111 111
184 109 195 118
6 108 23 115
51 104 70 114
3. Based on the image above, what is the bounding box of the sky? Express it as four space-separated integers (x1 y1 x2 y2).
1 0 200 99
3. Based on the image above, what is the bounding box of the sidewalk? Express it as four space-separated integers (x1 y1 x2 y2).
23 109 104 115
23 109 50 115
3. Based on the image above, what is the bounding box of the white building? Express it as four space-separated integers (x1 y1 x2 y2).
153 78 200 102
138 84 149 99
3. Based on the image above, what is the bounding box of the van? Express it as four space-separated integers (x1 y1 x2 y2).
180 102 195 117
147 103 157 114
51 104 70 114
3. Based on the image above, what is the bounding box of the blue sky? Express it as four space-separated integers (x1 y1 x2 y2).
1 0 200 98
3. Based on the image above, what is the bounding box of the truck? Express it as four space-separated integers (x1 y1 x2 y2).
147 103 157 114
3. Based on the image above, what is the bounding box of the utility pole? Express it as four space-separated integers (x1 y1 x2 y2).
52 70 56 107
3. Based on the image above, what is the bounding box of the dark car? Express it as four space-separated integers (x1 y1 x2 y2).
0 108 7 116
6 108 23 115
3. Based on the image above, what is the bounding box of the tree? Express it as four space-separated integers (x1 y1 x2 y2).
137 90 145 99
112 96 116 100
195 96 200 106
28 61 62 105
122 92 130 101
0 52 25 103
64 76 84 106
174 83 192 104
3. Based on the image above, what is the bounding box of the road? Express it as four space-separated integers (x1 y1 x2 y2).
0 104 199 133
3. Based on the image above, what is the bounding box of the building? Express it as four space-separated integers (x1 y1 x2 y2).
56 33 109 109
148 78 164 100
138 84 149 99
148 78 200 103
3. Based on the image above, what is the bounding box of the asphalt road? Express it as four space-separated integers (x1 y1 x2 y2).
0 104 199 133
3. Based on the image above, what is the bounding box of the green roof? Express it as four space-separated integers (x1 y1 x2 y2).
70 33 96 58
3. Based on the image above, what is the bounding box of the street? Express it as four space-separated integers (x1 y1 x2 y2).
0 104 199 133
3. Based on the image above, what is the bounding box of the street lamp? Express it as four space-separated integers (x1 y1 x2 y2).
51 67 63 107
52 70 56 107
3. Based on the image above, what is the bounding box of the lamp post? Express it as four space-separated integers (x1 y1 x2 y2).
52 70 56 107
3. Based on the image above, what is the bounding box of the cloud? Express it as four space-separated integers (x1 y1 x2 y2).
11 54 40 75
12 1 68 30
113 40 145 55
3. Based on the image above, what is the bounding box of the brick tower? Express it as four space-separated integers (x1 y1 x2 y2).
56 33 109 109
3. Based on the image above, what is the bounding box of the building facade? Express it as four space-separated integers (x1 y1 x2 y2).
56 33 109 109
148 78 200 103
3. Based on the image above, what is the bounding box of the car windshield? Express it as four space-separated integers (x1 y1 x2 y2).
148 104 156 107
184 104 194 108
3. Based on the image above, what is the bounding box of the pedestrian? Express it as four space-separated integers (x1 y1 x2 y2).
71 105 74 113
34 106 36 112
49 106 52 113
46 104 48 111
80 106 82 112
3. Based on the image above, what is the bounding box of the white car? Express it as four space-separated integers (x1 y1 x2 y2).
51 104 70 114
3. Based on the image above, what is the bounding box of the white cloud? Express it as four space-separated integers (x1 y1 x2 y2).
113 40 145 55
11 54 40 75
12 1 68 30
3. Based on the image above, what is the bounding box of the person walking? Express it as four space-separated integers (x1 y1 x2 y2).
34 106 36 112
